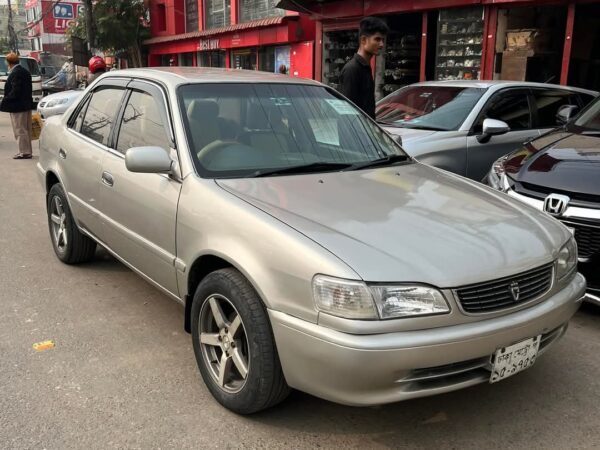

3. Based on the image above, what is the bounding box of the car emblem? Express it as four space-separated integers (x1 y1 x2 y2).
509 281 520 302
543 193 570 217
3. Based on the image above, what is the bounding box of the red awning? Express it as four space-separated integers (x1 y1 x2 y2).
144 16 294 45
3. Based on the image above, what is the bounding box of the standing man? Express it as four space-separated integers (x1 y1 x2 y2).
339 17 388 119
0 53 33 160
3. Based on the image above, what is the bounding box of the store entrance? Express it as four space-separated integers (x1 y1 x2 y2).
494 6 567 83
232 49 257 70
568 4 600 92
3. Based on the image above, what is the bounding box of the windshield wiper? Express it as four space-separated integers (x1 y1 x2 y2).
252 162 353 177
346 154 410 171
401 124 447 131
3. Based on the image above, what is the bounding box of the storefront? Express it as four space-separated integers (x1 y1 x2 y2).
278 0 600 94
145 6 316 79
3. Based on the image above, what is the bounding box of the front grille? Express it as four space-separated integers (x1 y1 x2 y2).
514 181 600 208
455 263 553 313
561 219 600 260
33 90 43 95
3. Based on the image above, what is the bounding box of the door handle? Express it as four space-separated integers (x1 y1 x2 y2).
58 148 67 159
101 171 114 187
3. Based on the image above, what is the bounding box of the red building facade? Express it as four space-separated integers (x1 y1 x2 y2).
144 0 316 79
280 0 600 97
25 0 84 57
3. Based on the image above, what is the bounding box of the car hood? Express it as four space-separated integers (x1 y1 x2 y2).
505 131 600 196
216 164 568 286
381 126 438 143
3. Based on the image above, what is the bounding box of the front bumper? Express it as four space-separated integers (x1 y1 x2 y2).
270 273 586 406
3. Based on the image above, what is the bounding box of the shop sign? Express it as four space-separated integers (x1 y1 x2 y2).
199 39 220 51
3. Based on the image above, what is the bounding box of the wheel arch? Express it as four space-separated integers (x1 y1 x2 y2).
184 253 266 334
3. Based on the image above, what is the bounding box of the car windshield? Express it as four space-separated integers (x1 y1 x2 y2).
376 85 486 131
572 97 600 132
0 57 41 76
179 83 406 178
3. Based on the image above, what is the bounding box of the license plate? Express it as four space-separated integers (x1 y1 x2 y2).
490 336 541 383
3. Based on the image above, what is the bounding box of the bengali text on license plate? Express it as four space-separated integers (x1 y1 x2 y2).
490 336 541 383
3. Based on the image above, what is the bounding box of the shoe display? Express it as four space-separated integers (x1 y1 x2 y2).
435 6 483 81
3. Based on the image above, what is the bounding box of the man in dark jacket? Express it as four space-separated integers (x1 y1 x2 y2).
339 17 388 119
0 52 33 159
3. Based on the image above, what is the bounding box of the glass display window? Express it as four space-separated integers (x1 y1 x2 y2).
435 6 484 81
322 30 359 91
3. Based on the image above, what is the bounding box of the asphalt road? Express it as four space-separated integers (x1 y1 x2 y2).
0 114 599 450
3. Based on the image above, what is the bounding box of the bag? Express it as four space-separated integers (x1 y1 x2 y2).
31 112 43 141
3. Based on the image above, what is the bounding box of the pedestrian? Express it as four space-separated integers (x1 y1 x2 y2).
87 56 107 85
339 16 388 119
278 64 288 75
0 52 33 160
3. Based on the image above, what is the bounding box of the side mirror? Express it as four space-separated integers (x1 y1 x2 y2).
125 146 173 174
394 134 402 146
477 118 510 143
556 104 579 125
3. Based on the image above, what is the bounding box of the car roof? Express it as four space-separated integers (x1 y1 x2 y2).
101 67 324 88
411 80 598 96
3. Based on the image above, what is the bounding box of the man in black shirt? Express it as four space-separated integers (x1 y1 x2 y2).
339 17 388 119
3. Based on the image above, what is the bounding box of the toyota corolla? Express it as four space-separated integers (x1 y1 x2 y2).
37 68 586 414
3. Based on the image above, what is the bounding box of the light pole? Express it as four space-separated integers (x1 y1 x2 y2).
7 0 19 52
83 0 96 53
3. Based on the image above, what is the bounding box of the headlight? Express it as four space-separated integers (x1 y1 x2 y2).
488 155 510 191
556 237 577 280
370 285 450 318
46 98 69 108
312 275 450 320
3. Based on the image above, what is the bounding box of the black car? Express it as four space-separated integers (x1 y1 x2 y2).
488 99 600 303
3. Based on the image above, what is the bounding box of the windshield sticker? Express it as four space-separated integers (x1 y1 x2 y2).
325 99 359 115
270 97 292 106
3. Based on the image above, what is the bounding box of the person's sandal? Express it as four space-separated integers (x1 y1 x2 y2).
13 153 32 160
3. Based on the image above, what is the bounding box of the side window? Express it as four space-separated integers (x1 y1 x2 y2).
476 91 531 132
116 90 171 154
80 87 125 146
69 96 90 132
579 93 596 109
532 89 578 128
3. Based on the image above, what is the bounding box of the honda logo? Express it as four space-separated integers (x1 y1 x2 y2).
543 194 570 217
509 281 520 302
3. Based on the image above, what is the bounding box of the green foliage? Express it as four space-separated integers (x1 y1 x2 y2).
67 0 149 67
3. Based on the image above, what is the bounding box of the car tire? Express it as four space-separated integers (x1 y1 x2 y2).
47 184 96 264
191 268 290 414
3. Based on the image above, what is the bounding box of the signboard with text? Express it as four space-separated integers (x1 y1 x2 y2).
42 1 83 35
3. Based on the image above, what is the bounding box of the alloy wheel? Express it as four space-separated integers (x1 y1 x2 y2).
50 195 68 253
199 294 250 393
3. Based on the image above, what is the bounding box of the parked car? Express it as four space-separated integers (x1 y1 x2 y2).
37 90 83 119
377 81 598 181
487 97 600 304
0 55 44 106
38 68 586 414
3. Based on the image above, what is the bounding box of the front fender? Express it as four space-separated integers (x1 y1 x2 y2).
176 177 360 324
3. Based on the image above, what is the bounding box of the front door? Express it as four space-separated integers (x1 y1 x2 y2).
97 83 181 296
60 85 126 236
466 88 539 181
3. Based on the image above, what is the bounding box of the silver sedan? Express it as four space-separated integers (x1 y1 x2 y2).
377 81 597 181
37 68 586 413
37 89 83 119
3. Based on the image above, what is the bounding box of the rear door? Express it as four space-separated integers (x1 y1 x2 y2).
466 88 537 181
96 80 181 295
60 82 127 237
